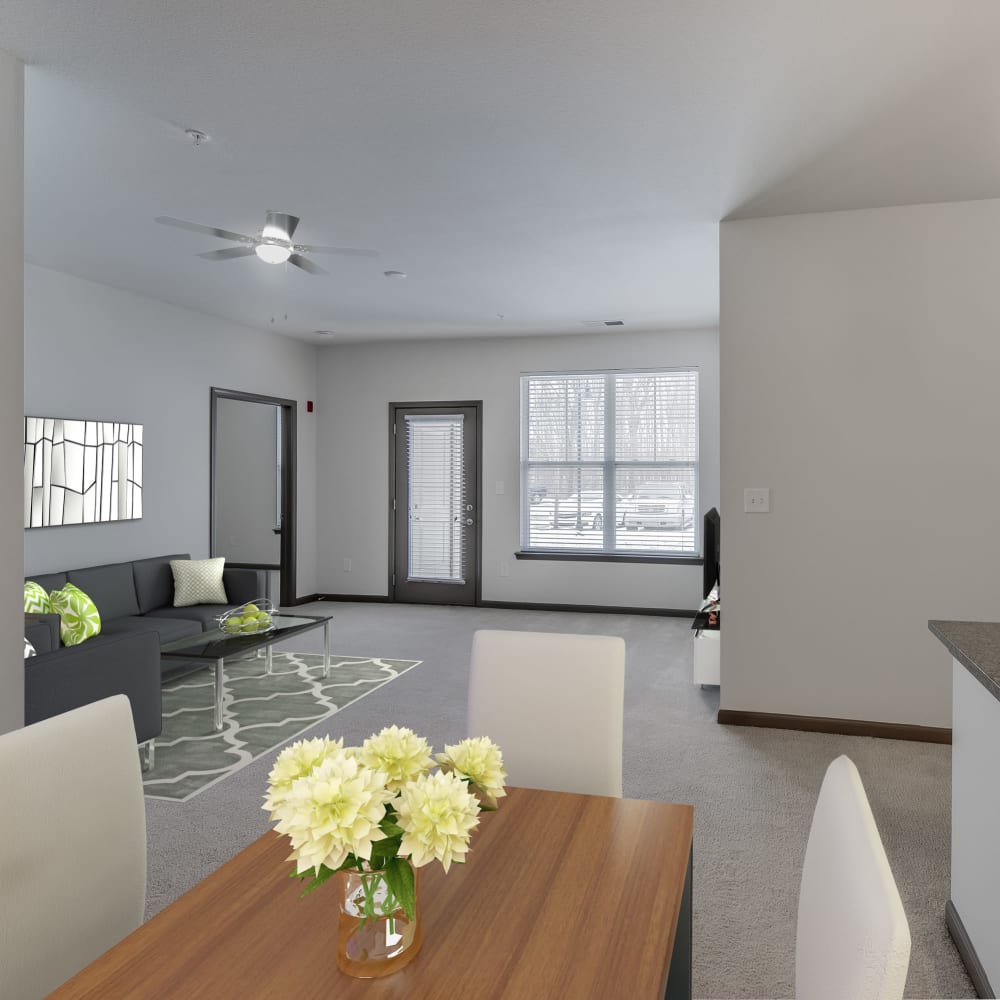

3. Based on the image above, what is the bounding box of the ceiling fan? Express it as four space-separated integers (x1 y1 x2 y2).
154 211 378 275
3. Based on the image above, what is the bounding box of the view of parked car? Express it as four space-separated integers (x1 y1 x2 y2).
551 492 625 530
621 482 692 530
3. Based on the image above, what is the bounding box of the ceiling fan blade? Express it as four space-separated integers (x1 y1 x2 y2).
155 216 252 243
265 211 299 240
297 244 379 258
288 253 327 276
197 246 257 261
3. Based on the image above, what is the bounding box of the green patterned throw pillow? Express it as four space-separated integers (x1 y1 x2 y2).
49 583 102 646
24 580 52 615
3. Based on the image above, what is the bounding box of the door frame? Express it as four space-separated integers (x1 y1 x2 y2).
210 387 298 607
388 400 483 605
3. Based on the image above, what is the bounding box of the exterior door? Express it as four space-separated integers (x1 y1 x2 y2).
391 403 481 605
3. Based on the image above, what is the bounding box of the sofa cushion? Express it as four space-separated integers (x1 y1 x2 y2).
102 615 201 644
68 563 140 620
26 571 67 594
144 605 231 630
24 581 52 614
132 553 191 614
24 614 60 653
170 557 227 607
49 584 102 646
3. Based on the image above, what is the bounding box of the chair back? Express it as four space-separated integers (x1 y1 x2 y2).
796 755 911 1000
468 629 625 797
0 695 146 1000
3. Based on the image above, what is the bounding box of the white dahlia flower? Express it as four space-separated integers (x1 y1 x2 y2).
262 736 342 819
358 725 434 792
436 737 508 808
274 751 395 874
396 769 481 872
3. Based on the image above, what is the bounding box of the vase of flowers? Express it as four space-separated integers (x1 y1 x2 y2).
263 727 506 979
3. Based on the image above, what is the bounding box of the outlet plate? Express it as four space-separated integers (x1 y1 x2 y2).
744 488 770 513
343 557 352 572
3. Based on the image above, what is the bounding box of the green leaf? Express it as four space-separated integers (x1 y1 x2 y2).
383 857 416 921
379 820 404 838
297 865 338 898
370 835 402 865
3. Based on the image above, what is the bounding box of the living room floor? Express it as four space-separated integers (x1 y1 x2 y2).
144 601 972 999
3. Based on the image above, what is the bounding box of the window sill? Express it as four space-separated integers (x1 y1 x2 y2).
514 550 704 566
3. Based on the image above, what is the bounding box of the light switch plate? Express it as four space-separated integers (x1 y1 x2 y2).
495 481 505 494
744 488 770 513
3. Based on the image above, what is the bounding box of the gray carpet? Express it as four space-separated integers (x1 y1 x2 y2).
144 602 974 999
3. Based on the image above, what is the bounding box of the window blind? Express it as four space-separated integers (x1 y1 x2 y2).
406 414 466 582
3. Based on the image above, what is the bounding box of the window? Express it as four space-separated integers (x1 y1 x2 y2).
520 369 698 556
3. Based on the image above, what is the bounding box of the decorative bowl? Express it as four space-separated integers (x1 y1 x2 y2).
217 598 276 635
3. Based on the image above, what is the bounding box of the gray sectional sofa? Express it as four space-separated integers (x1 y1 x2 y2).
24 553 261 750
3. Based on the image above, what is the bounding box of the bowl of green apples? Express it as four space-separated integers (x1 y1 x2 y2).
217 599 275 635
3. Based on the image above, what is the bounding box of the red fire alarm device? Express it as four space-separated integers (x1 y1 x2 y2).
306 400 314 413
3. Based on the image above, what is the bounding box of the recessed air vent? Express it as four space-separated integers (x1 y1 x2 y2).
604 320 624 327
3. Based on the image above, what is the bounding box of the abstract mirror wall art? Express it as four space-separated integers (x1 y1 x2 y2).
24 417 143 528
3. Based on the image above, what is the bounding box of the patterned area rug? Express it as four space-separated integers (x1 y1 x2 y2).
142 651 421 802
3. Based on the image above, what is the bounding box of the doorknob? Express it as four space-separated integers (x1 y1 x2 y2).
465 518 474 525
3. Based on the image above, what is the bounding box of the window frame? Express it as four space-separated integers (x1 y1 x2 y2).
519 367 701 561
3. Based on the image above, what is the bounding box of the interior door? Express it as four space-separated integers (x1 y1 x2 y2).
391 403 481 605
211 388 297 607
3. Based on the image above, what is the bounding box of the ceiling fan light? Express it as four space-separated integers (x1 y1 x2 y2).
255 242 292 264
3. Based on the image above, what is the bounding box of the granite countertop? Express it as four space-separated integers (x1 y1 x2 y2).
929 620 1000 702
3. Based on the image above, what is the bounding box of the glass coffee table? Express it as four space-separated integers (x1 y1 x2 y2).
159 613 331 732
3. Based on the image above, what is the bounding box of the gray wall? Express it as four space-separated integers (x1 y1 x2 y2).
1 51 23 734
24 265 319 599
316 329 719 609
720 199 1000 728
215 397 281 567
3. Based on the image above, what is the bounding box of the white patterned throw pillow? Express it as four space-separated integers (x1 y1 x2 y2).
171 557 228 607
24 636 36 658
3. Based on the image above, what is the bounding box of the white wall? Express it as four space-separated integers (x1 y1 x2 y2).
316 329 719 609
720 199 1000 728
1 51 23 734
23 265 318 599
215 396 282 566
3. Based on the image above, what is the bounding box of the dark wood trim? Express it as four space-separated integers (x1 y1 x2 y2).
226 562 281 571
480 600 697 618
515 550 704 566
946 899 995 998
210 388 298 607
308 593 392 604
717 709 952 745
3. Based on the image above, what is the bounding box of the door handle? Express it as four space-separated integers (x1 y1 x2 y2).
465 518 474 526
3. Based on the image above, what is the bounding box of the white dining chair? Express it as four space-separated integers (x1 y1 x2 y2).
0 695 147 1000
796 755 911 1000
467 628 625 797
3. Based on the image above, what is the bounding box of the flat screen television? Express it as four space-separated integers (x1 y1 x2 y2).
703 507 720 599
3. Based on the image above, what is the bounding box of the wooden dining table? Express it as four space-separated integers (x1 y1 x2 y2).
50 787 694 999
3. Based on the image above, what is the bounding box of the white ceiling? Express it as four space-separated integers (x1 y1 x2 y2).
3 0 1000 343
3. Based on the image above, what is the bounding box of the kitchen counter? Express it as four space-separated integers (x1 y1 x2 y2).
930 619 1000 999
929 620 1000 702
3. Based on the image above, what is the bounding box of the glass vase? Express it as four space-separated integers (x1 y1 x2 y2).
336 866 422 978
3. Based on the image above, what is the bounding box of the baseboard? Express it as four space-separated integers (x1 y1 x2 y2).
717 709 951 745
296 594 694 616
299 593 391 604
946 899 995 998
479 600 697 618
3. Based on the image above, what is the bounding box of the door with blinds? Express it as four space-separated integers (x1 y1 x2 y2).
391 403 481 605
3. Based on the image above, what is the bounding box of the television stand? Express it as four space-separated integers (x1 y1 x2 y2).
693 628 720 686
